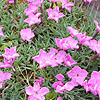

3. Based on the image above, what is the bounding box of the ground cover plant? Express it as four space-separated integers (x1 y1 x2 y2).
0 0 100 100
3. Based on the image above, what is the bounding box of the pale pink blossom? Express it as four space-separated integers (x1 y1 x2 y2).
24 13 41 26
35 77 44 87
67 26 79 37
94 20 100 32
0 26 4 37
46 6 65 23
20 28 35 41
55 36 79 50
67 66 88 85
84 0 93 3
0 71 12 88
61 0 74 13
26 82 49 100
57 97 63 100
48 0 60 2
64 53 77 67
76 32 92 46
24 3 38 15
2 47 20 60
89 40 100 55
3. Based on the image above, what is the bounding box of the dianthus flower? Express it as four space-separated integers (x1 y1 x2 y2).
61 0 74 13
32 48 66 68
0 26 4 37
24 12 41 26
48 0 60 2
24 3 38 15
83 71 100 98
84 0 93 3
20 28 35 41
94 20 100 32
35 77 44 87
89 40 100 55
57 96 63 100
52 74 65 93
0 71 12 88
46 6 65 23
64 53 77 67
26 82 49 100
67 26 79 37
55 36 79 50
2 46 20 60
67 66 88 85
76 32 92 46
0 58 13 68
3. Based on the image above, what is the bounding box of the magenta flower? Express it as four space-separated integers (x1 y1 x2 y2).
64 80 78 91
26 82 49 100
94 20 100 32
67 26 79 37
61 0 74 13
0 26 4 37
32 48 66 68
57 97 63 100
76 32 92 46
64 53 77 67
55 36 79 50
84 0 93 3
46 6 65 23
67 66 88 85
2 47 20 60
24 13 41 26
24 3 38 15
50 50 66 67
32 49 52 68
0 71 12 88
35 77 44 87
83 71 100 97
20 28 35 41
52 74 65 93
48 0 60 2
30 0 44 6
89 40 100 55
55 74 65 81
0 58 13 68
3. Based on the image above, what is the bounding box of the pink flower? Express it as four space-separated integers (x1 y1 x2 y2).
94 20 100 32
64 53 77 67
35 77 44 87
76 32 92 46
46 6 65 23
32 49 52 68
26 82 49 100
2 47 20 60
48 0 60 2
0 58 13 68
57 97 63 100
84 0 93 3
67 66 88 85
55 36 79 50
83 71 100 97
32 48 66 68
0 71 12 88
20 28 35 41
52 74 65 93
24 13 41 26
89 40 100 55
0 26 4 37
29 0 44 6
61 0 74 13
55 74 65 81
67 26 79 37
24 3 38 16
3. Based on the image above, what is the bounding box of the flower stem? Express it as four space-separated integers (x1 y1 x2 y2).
89 55 99 61
50 2 53 8
92 31 99 40
40 6 46 18
11 67 18 76
35 24 40 29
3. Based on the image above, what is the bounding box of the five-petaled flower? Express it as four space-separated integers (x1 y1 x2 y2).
46 6 65 23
